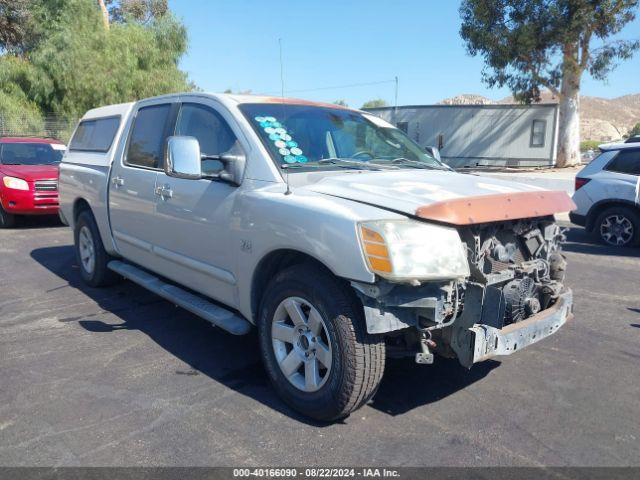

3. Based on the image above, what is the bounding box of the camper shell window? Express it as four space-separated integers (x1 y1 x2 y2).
70 116 121 153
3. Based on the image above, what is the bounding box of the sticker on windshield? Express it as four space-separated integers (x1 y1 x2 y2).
253 115 307 163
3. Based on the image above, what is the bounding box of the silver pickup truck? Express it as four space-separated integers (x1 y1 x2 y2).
59 93 575 421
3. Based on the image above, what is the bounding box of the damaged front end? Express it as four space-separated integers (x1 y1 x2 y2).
353 217 574 368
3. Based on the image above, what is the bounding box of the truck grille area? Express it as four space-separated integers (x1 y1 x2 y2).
34 180 58 192
457 218 567 327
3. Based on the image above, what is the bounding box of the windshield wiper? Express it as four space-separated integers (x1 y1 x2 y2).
281 157 387 171
388 157 451 170
318 157 404 171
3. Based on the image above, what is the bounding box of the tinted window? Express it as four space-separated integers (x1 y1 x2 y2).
175 103 238 174
69 117 120 152
0 143 64 165
126 104 172 169
530 120 546 147
605 149 640 175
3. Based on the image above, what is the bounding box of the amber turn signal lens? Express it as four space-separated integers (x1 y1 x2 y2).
360 225 392 274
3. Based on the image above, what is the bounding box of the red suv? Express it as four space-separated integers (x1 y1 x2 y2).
0 137 66 228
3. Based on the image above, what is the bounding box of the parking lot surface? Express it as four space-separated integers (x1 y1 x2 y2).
1 217 639 466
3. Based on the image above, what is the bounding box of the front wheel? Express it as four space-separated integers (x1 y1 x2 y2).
258 263 385 422
0 205 16 228
594 206 640 247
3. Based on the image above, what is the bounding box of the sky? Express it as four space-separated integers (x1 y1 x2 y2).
169 0 640 108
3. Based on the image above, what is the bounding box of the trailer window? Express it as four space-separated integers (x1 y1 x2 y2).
70 116 120 152
530 120 546 147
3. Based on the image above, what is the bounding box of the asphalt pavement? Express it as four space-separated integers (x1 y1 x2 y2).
1 216 639 466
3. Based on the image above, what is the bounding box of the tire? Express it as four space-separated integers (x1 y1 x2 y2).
0 205 16 228
593 206 640 247
258 263 385 422
74 210 120 287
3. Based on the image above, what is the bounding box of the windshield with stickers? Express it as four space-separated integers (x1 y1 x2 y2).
238 103 447 171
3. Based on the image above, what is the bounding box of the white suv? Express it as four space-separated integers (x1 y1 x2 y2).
571 143 640 247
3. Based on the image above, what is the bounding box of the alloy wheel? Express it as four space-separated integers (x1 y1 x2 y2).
600 214 634 246
78 225 96 274
271 296 333 393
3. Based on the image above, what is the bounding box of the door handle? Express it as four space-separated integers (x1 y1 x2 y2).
154 184 173 200
112 176 124 187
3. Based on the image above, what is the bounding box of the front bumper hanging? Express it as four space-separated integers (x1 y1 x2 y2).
469 289 573 364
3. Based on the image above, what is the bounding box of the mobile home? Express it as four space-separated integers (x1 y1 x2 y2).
366 103 559 168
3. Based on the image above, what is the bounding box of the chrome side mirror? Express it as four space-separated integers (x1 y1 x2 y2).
165 136 202 180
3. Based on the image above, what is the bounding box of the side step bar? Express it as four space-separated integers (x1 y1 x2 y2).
108 260 251 335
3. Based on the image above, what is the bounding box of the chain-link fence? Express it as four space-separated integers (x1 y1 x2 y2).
0 115 78 143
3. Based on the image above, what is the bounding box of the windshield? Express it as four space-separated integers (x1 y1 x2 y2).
0 143 64 165
238 103 447 171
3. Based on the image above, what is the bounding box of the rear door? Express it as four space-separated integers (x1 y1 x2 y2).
151 99 245 307
109 99 177 271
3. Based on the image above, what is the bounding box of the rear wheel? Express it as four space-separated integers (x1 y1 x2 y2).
74 210 120 287
258 263 385 422
0 205 16 228
594 206 640 247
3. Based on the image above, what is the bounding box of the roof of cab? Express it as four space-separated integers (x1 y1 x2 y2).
599 142 640 151
222 93 353 110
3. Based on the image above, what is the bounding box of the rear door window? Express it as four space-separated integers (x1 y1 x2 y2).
605 149 640 175
126 104 173 169
69 117 120 152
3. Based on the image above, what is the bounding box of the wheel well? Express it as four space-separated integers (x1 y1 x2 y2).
250 249 335 322
73 198 92 223
586 200 639 231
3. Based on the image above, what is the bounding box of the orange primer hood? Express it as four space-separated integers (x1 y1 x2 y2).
415 190 576 226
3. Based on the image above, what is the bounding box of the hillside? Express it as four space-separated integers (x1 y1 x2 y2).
438 93 640 141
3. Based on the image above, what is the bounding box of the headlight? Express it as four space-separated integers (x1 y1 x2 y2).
358 220 470 281
2 176 29 191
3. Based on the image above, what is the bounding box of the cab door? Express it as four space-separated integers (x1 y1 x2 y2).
108 100 177 271
152 100 245 307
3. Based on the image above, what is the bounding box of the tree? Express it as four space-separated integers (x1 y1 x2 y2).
361 99 388 109
628 122 640 137
0 0 31 53
106 0 168 24
333 100 348 107
0 0 191 137
460 0 640 167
